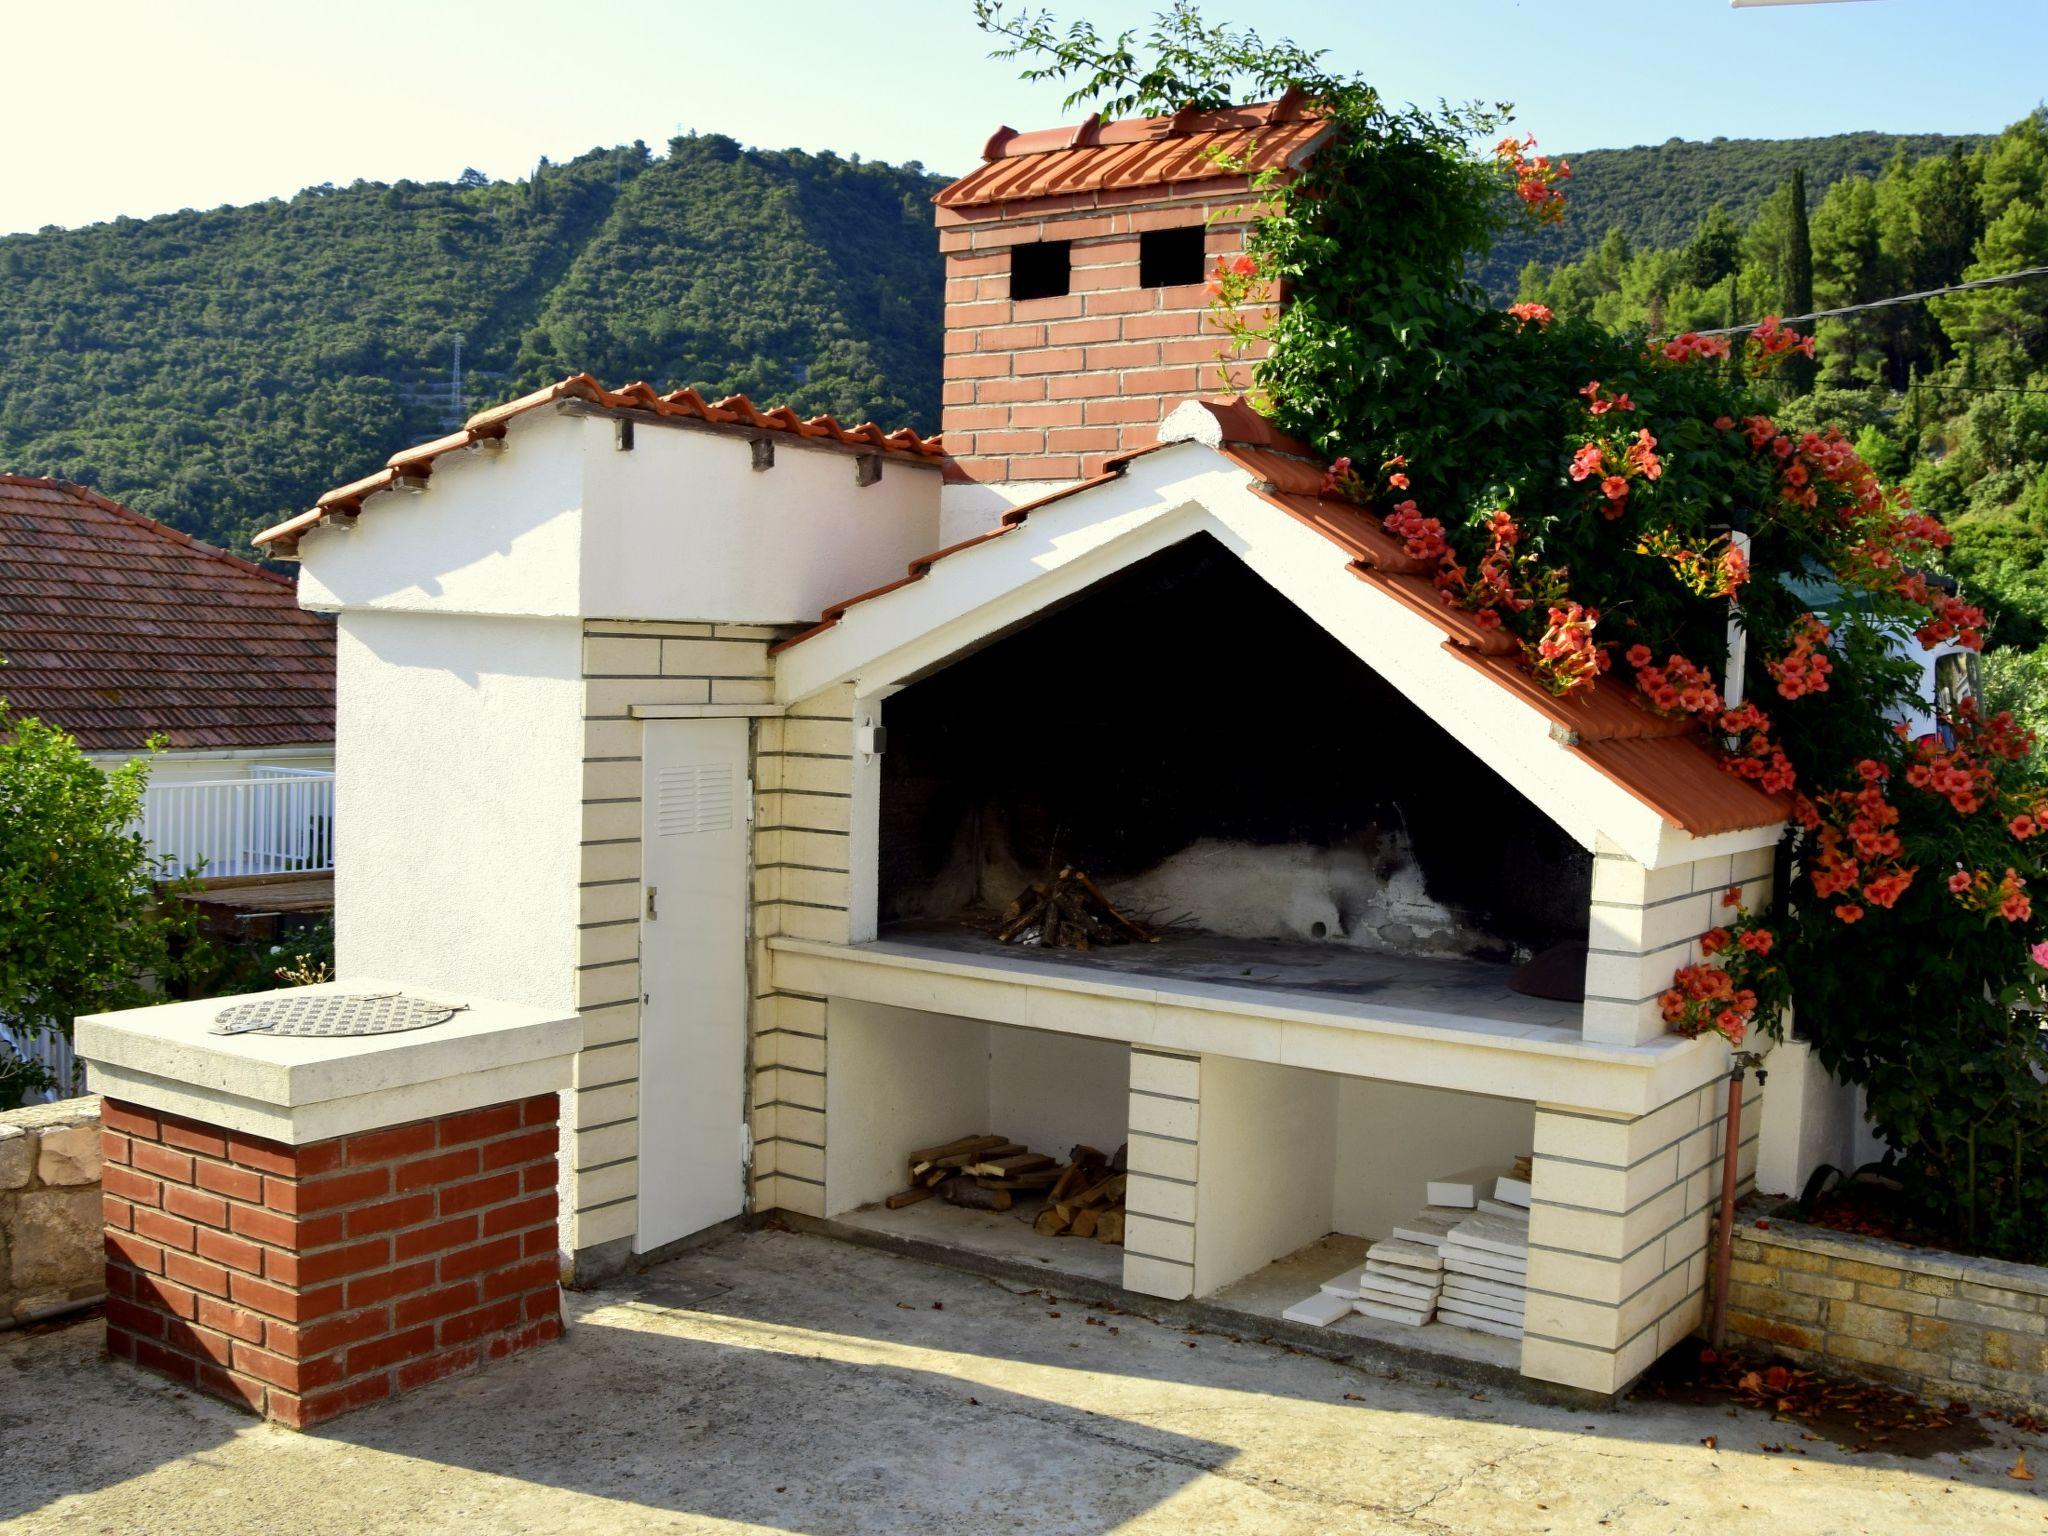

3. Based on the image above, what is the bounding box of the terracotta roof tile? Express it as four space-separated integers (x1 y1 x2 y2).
936 94 1330 210
1571 736 1784 839
258 374 946 555
0 477 334 752
775 397 1786 837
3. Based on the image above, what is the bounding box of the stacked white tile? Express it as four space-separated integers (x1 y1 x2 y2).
1358 1237 1443 1325
1439 1210 1530 1339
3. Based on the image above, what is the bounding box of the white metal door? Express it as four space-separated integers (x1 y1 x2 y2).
636 718 750 1252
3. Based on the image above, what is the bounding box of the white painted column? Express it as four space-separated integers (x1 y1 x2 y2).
1520 1067 1761 1394
1124 1048 1202 1300
1583 843 1774 1046
1124 1048 1338 1302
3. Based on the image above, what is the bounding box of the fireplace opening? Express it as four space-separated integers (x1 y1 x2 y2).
875 534 1591 996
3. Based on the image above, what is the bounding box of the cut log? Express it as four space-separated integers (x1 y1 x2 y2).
965 1153 1055 1178
995 869 1155 950
884 1187 934 1210
946 1182 1013 1212
909 1134 1007 1176
936 1141 1023 1170
1070 1208 1100 1239
907 1133 1000 1166
1034 1205 1074 1237
1070 1172 1127 1210
982 1168 1061 1191
1094 1208 1126 1245
1047 1160 1097 1203
1072 870 1159 943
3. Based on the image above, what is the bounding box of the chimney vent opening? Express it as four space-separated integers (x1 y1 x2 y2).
1010 239 1072 302
1139 226 1208 289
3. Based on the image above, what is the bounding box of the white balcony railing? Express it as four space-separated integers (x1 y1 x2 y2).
139 770 336 880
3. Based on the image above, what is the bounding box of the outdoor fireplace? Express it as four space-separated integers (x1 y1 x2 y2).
876 534 1592 985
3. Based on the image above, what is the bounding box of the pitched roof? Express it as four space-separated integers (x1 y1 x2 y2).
257 374 947 556
774 399 1787 840
0 477 334 752
935 93 1330 211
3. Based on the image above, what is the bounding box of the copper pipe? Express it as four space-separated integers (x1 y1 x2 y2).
1708 1063 1747 1348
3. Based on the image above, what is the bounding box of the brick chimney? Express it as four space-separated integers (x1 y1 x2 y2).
934 95 1328 533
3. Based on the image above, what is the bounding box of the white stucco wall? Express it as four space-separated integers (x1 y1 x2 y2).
1755 1039 1888 1197
97 745 335 784
298 409 944 632
578 418 942 627
1331 1079 1535 1240
823 1000 991 1216
1192 1055 1338 1295
821 1004 1132 1217
298 417 588 620
986 1026 1130 1165
333 609 584 1011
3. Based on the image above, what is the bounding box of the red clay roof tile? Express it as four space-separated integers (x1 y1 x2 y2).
258 374 945 555
0 477 334 752
938 95 1329 211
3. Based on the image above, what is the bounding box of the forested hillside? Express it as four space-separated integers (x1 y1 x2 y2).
1516 109 2048 739
1480 130 1978 297
0 123 2013 562
0 139 944 552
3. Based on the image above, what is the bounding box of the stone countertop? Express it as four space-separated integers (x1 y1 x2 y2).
75 981 581 1145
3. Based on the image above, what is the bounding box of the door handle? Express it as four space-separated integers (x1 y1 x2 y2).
646 885 658 921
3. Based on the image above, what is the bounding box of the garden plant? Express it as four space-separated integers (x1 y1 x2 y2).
979 2 2048 1260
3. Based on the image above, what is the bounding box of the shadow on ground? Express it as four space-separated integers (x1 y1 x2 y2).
4 1227 2045 1535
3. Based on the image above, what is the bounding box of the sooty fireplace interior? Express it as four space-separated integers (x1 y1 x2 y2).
875 535 1592 1000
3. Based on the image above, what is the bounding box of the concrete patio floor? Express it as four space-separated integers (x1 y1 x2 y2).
5 1227 2046 1535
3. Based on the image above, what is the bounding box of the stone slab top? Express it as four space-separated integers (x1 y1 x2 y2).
75 981 581 1145
767 935 1732 1116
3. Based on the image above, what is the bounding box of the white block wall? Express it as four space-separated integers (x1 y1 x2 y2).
1521 1070 1762 1394
571 619 783 1255
750 684 858 1218
1124 1048 1204 1300
819 1004 1131 1217
1583 842 1775 1046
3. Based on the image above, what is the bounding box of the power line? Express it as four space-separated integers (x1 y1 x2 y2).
1679 264 2048 339
1907 381 2048 398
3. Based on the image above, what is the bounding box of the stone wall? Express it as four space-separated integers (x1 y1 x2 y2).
1725 1204 2048 1414
0 1096 104 1326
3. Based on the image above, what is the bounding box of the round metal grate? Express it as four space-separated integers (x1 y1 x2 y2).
210 992 465 1039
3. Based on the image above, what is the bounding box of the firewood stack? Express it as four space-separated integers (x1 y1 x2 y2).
1031 1143 1128 1245
995 868 1158 950
885 1134 1061 1211
881 1135 1129 1246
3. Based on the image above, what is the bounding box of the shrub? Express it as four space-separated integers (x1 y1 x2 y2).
981 3 2048 1258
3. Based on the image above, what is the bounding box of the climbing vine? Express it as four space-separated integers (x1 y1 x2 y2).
979 3 2048 1258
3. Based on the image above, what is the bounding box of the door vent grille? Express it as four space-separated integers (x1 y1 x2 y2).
654 763 735 836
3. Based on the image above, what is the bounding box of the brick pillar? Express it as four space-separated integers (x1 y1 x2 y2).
102 1094 561 1428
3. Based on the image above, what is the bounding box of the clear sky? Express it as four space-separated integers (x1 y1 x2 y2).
4 0 2043 236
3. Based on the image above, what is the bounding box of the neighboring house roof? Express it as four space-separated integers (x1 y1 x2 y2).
935 93 1329 210
774 399 1787 841
0 476 334 752
257 374 947 556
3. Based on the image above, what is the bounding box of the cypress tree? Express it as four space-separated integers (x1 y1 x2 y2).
1785 167 1818 393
